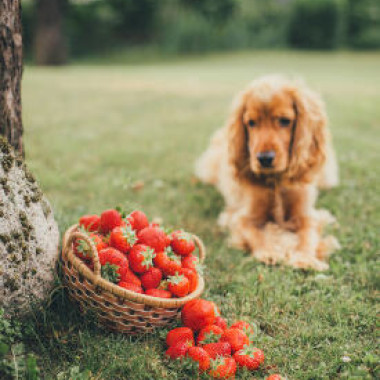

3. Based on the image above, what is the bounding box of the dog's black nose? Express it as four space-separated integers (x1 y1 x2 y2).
257 151 275 168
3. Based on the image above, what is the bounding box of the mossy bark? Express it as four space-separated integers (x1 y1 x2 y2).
0 0 24 157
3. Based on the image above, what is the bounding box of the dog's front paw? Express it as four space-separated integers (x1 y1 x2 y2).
252 249 279 266
287 251 329 271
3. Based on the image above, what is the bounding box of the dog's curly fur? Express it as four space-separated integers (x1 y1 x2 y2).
195 75 339 270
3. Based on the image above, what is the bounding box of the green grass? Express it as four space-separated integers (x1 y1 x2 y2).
18 51 380 379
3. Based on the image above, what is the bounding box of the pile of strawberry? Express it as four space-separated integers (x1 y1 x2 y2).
73 208 202 298
165 298 285 379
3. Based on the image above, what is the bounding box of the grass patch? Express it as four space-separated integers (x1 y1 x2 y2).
17 51 380 379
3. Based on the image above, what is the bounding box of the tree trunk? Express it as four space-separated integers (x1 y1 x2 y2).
34 0 67 66
0 0 24 157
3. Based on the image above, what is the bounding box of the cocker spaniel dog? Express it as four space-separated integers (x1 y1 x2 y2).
196 75 339 270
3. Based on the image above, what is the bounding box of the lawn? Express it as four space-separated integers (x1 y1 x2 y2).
19 51 379 379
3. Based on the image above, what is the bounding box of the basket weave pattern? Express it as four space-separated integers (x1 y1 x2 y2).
61 224 205 334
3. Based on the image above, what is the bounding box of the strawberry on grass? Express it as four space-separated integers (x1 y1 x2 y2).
230 320 255 340
187 346 210 372
220 328 250 353
109 225 137 253
267 374 286 380
214 316 228 331
165 340 193 360
181 299 217 332
166 327 194 347
203 341 232 359
79 214 100 232
208 357 237 379
129 244 155 273
98 247 128 283
170 230 195 256
167 273 190 297
233 346 265 370
197 325 224 346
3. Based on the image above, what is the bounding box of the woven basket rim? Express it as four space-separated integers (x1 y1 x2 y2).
61 224 205 308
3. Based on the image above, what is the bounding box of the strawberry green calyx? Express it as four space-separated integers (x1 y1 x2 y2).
141 247 156 269
158 280 168 290
238 346 260 357
167 273 185 285
76 238 90 257
177 231 193 243
166 247 181 264
121 225 137 245
101 263 120 283
210 356 226 370
199 331 221 345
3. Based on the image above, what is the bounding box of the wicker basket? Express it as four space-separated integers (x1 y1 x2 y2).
61 224 205 334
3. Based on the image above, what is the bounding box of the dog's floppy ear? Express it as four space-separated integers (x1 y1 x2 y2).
287 85 327 182
228 91 249 177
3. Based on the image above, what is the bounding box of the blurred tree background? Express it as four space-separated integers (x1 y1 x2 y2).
22 0 380 65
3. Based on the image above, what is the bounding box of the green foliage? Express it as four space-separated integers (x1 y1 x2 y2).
288 0 341 49
0 310 40 380
21 0 380 61
346 0 380 49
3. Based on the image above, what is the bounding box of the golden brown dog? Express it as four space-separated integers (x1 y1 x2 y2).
195 75 339 270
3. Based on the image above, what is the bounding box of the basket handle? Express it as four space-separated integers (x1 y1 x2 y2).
64 227 102 277
192 234 206 264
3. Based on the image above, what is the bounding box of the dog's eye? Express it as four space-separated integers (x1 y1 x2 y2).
247 119 256 127
279 117 291 127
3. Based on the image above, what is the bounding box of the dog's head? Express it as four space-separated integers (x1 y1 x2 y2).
228 75 327 182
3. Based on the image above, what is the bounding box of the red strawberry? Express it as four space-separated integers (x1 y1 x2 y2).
187 346 210 371
230 321 255 339
79 214 100 232
137 226 169 252
166 327 194 347
233 346 264 370
197 325 224 346
181 299 216 332
214 316 228 331
171 230 195 256
120 269 141 286
74 233 107 260
154 249 182 276
203 342 232 359
181 254 199 271
167 273 190 297
220 328 250 353
267 375 286 380
98 247 128 283
145 288 172 298
100 209 123 233
109 225 137 253
180 268 198 293
140 267 162 290
165 340 192 360
129 210 149 231
209 357 236 379
118 281 143 294
128 244 155 273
